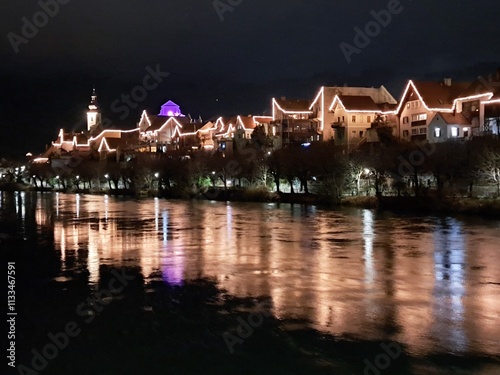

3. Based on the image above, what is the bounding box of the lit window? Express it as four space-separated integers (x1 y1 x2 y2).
451 127 459 137
367 116 371 123
407 103 410 109
434 128 441 138
412 113 427 122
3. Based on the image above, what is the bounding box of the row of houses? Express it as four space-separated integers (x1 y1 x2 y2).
36 70 500 165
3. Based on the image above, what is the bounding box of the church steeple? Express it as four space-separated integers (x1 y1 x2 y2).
87 86 101 133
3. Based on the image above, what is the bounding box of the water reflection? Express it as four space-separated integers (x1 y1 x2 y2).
11 192 500 358
363 209 375 286
433 218 467 353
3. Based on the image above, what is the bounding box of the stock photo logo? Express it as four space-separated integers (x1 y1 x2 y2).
213 0 244 21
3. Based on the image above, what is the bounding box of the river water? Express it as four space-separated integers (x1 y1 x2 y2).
2 191 500 373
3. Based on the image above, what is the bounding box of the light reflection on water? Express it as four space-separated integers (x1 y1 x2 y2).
5 191 500 359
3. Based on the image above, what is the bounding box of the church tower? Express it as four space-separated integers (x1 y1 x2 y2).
87 87 102 133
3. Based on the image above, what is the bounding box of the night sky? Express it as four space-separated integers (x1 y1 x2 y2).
1 0 499 157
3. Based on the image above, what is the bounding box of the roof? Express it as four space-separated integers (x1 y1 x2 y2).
75 133 89 145
335 95 380 111
458 73 500 99
311 85 397 111
433 112 471 126
237 116 257 130
98 136 139 152
410 81 471 109
145 116 191 132
274 98 312 112
161 100 179 107
253 116 273 124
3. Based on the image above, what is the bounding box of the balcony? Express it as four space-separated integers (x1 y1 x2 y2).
411 120 427 127
331 121 346 128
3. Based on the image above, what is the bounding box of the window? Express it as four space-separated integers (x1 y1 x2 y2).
407 103 410 109
464 128 469 137
352 115 356 123
359 131 364 137
411 102 415 109
342 116 345 122
419 128 427 134
411 129 418 135
367 116 371 123
403 116 409 124
412 113 427 122
403 130 409 137
451 127 459 137
434 128 441 138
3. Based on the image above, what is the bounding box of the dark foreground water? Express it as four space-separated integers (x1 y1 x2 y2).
1 191 500 374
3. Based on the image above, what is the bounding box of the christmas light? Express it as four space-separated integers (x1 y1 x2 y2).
309 86 324 110
272 98 312 119
395 80 494 115
139 110 152 128
329 95 384 113
484 98 500 105
98 138 113 152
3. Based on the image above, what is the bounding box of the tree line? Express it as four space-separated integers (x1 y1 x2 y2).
26 130 500 203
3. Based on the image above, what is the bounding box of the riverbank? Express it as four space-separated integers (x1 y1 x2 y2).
343 195 500 219
2 184 500 219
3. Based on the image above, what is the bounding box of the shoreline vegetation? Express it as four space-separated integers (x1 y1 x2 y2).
1 181 500 219
2 135 500 219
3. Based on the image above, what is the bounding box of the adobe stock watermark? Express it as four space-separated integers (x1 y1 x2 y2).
111 64 170 120
16 269 134 375
110 64 170 120
339 0 409 64
7 0 71 54
363 341 402 375
222 302 273 354
213 0 243 22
